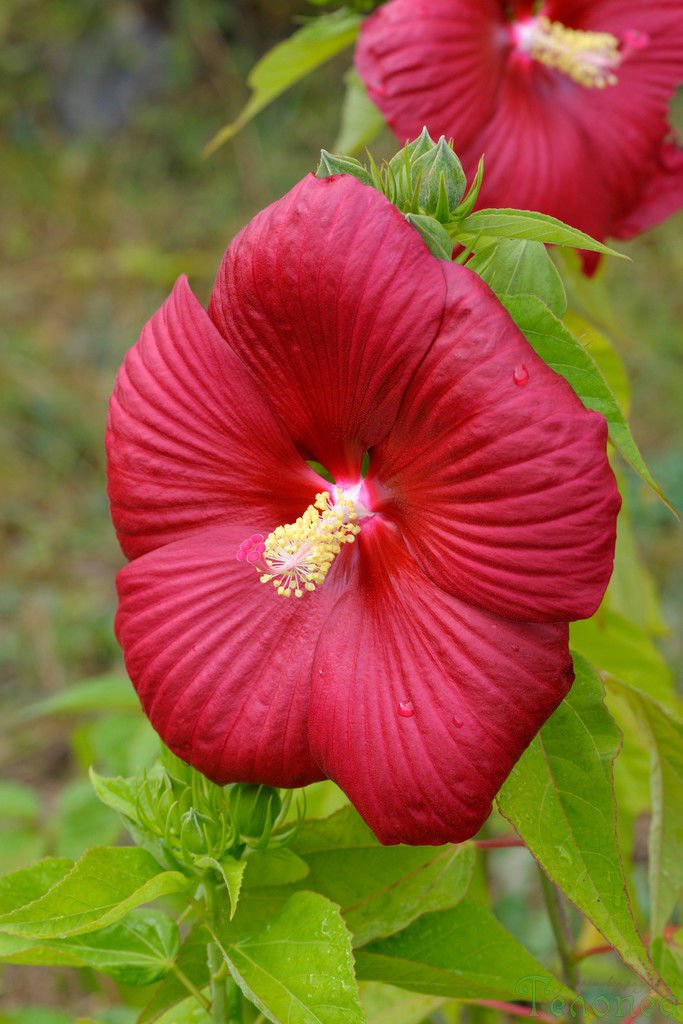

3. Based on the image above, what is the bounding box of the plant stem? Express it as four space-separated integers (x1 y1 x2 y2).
208 939 229 1024
537 866 581 1016
170 962 211 1011
204 880 242 1024
570 942 613 963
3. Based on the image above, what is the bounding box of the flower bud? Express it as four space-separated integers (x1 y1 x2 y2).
180 808 210 857
231 784 282 845
412 137 466 221
387 126 435 176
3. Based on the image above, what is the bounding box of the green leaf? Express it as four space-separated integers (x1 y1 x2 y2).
604 477 666 635
0 909 179 986
466 239 567 316
571 609 676 707
605 691 654 864
193 855 245 919
502 293 672 510
359 982 447 1024
19 675 139 719
244 847 310 887
153 997 211 1024
563 311 631 415
0 847 189 939
610 684 683 937
0 781 40 823
0 858 73 915
652 930 683 1001
355 901 571 1001
291 805 474 946
217 890 364 1024
335 67 386 155
139 923 211 1024
203 10 362 156
498 655 662 993
455 208 625 257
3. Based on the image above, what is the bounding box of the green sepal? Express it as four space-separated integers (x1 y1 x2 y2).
450 155 484 219
404 214 453 260
316 149 372 186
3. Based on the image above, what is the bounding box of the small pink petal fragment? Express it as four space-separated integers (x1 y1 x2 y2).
513 364 529 387
398 700 415 717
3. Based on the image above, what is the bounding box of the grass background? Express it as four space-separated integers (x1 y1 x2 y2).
0 0 681 1017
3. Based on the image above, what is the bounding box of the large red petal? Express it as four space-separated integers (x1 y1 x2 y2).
612 141 683 240
310 519 573 845
208 175 446 481
355 0 508 155
115 524 347 787
368 265 620 623
106 276 323 560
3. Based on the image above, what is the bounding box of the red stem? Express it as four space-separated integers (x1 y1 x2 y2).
473 1000 557 1024
620 999 652 1024
573 924 679 963
571 943 613 962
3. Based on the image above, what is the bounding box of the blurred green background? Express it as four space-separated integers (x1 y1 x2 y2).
0 0 681 1018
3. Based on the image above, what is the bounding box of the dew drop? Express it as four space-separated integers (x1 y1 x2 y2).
513 364 529 386
451 715 464 729
398 700 414 718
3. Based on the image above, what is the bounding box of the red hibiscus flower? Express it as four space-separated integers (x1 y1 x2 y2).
107 174 619 845
355 0 683 270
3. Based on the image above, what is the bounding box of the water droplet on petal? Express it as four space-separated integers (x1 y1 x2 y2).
451 716 464 729
513 364 529 386
398 700 414 718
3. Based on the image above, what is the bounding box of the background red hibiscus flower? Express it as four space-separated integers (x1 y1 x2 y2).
356 0 683 268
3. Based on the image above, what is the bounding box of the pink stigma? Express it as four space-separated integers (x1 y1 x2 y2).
622 29 650 57
236 535 266 563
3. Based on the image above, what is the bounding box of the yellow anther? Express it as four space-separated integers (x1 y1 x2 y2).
527 17 620 88
257 489 358 598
